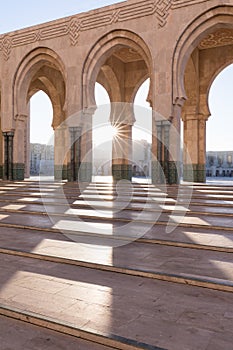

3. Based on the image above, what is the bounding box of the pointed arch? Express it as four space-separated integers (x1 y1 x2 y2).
172 5 233 105
82 30 153 110
13 47 67 128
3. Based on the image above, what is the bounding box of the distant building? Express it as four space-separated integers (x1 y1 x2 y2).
93 139 151 177
132 140 151 177
206 151 233 177
30 143 54 176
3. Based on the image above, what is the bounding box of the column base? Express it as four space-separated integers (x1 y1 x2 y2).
112 164 132 182
0 165 3 179
13 163 25 180
168 161 180 185
151 161 180 185
54 165 67 181
78 162 92 182
151 161 166 184
183 164 206 183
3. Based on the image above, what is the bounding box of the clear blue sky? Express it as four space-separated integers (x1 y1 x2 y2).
1 1 233 151
0 1 125 34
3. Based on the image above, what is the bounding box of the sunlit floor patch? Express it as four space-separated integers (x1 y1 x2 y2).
160 205 190 212
0 187 17 190
79 194 115 200
210 260 233 280
207 194 233 199
73 200 127 208
2 204 26 210
182 231 233 247
0 269 112 331
53 220 113 235
65 208 114 218
169 215 211 226
17 197 39 202
0 214 9 220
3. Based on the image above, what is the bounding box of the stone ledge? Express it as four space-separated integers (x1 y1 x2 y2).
0 247 232 293
0 305 166 350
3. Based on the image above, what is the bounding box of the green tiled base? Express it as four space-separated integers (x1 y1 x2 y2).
183 164 206 183
62 165 68 180
67 163 73 182
151 161 166 184
151 161 180 184
168 161 180 185
112 164 132 181
13 163 25 180
78 162 92 182
54 165 68 181
0 165 3 179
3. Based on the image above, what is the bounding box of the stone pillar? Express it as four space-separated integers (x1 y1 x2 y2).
183 114 208 182
3 131 14 180
0 130 3 179
79 111 93 183
68 126 82 181
110 104 135 182
13 115 29 180
112 123 133 181
54 125 68 180
151 119 171 184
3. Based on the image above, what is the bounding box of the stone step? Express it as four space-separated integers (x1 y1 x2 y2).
0 180 233 349
0 236 232 292
0 253 232 350
0 306 163 350
2 201 233 219
1 204 233 232
1 223 233 254
0 314 117 350
1 247 233 293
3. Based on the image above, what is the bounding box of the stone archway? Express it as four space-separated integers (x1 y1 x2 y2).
173 6 233 182
12 47 66 180
82 30 153 181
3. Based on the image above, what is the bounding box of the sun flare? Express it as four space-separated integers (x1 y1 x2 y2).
110 125 118 138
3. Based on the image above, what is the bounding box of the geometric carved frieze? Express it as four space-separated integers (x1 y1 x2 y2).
171 0 208 8
156 0 172 28
0 0 212 61
1 36 12 61
69 18 80 46
198 29 233 50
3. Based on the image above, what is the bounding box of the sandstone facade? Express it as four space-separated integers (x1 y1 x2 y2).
0 0 233 183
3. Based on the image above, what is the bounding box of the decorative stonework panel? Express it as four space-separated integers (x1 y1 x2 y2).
172 0 208 9
199 29 233 50
1 36 12 60
0 0 213 60
156 0 172 28
69 18 80 46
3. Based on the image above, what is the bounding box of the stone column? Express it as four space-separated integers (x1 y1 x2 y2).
68 126 82 181
183 113 208 182
3 131 14 180
13 115 28 180
112 123 133 181
0 130 3 179
79 111 93 183
151 119 171 184
3 132 8 180
8 132 14 181
54 125 68 180
110 104 135 182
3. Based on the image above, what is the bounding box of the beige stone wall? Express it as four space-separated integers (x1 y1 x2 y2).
0 0 233 181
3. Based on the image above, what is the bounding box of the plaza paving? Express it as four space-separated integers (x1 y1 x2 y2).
0 179 232 349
